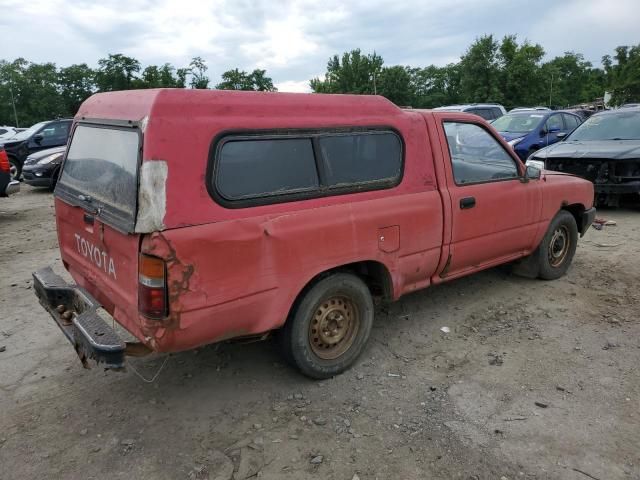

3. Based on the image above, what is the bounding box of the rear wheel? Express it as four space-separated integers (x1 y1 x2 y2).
278 273 373 379
537 210 578 280
9 158 20 181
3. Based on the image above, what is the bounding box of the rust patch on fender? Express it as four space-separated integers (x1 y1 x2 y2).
140 232 198 337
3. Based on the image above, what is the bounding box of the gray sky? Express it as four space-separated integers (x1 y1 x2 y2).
1 0 638 91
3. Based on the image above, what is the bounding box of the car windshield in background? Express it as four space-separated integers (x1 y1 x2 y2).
567 110 640 141
58 125 139 216
7 121 48 141
491 112 545 133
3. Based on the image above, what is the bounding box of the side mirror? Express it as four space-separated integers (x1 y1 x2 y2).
548 126 561 134
33 134 43 144
556 132 567 139
526 164 542 180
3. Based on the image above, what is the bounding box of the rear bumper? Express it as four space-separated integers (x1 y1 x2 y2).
581 207 596 236
33 267 126 370
4 180 19 196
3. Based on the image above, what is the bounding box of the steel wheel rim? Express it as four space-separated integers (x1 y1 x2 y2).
309 295 360 360
9 163 17 180
548 226 570 267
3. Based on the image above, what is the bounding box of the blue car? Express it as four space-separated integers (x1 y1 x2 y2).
491 110 582 161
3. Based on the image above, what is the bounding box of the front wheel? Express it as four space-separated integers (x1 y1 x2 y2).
537 210 578 280
278 273 374 379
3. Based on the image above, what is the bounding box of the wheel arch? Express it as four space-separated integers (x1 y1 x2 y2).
283 260 393 327
561 203 586 233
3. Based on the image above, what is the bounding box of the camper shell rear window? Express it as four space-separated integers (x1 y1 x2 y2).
56 122 141 233
209 128 403 208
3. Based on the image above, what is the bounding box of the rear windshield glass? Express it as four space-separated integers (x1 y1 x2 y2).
58 125 139 215
567 111 640 141
491 113 545 133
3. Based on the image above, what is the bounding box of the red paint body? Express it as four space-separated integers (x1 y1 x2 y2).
55 90 594 353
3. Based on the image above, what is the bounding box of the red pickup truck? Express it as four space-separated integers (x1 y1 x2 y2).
34 90 595 378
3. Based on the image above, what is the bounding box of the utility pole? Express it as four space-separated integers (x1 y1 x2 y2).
9 81 18 127
549 73 554 108
373 72 377 95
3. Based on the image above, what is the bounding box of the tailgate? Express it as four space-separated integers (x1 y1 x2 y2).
54 122 142 334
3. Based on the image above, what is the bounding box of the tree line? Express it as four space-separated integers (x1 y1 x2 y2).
0 54 276 126
1 34 638 127
311 36 639 110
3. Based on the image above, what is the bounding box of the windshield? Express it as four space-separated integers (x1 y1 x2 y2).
567 111 640 141
58 125 140 217
6 121 48 141
492 112 545 133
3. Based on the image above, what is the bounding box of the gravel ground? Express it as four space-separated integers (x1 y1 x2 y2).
1 185 639 480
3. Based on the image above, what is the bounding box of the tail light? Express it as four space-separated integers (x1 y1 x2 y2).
0 150 9 173
138 254 167 319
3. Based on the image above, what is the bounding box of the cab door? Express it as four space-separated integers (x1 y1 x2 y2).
541 113 565 148
435 115 542 279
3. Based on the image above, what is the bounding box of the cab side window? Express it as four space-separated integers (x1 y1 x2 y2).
563 114 580 130
545 114 564 132
38 121 71 141
444 122 519 185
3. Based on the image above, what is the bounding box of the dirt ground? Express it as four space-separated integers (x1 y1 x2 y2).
0 185 638 480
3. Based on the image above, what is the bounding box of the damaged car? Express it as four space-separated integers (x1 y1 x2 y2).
33 89 595 379
528 107 640 207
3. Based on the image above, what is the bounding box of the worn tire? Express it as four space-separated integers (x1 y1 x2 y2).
537 210 578 280
278 273 374 379
9 157 21 181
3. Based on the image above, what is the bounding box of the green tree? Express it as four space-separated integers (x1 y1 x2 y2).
96 54 141 91
137 63 187 88
58 63 96 115
459 35 501 103
409 64 461 108
0 59 26 126
540 52 605 107
602 45 640 105
248 69 276 91
0 59 65 126
310 49 384 94
216 68 277 91
377 66 413 106
498 35 545 108
188 56 209 89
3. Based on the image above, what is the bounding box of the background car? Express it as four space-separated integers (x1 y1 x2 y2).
528 107 640 207
509 106 551 113
0 118 72 180
0 126 18 141
433 103 506 121
21 146 66 190
491 109 582 161
0 148 20 197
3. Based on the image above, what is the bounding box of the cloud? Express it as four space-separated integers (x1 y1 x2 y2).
1 0 639 88
276 80 311 93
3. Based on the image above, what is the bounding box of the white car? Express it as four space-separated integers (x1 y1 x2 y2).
0 126 18 141
433 104 507 121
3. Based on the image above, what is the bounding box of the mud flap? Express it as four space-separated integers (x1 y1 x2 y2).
511 248 541 279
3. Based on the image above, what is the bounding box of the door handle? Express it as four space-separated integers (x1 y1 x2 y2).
460 197 476 209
